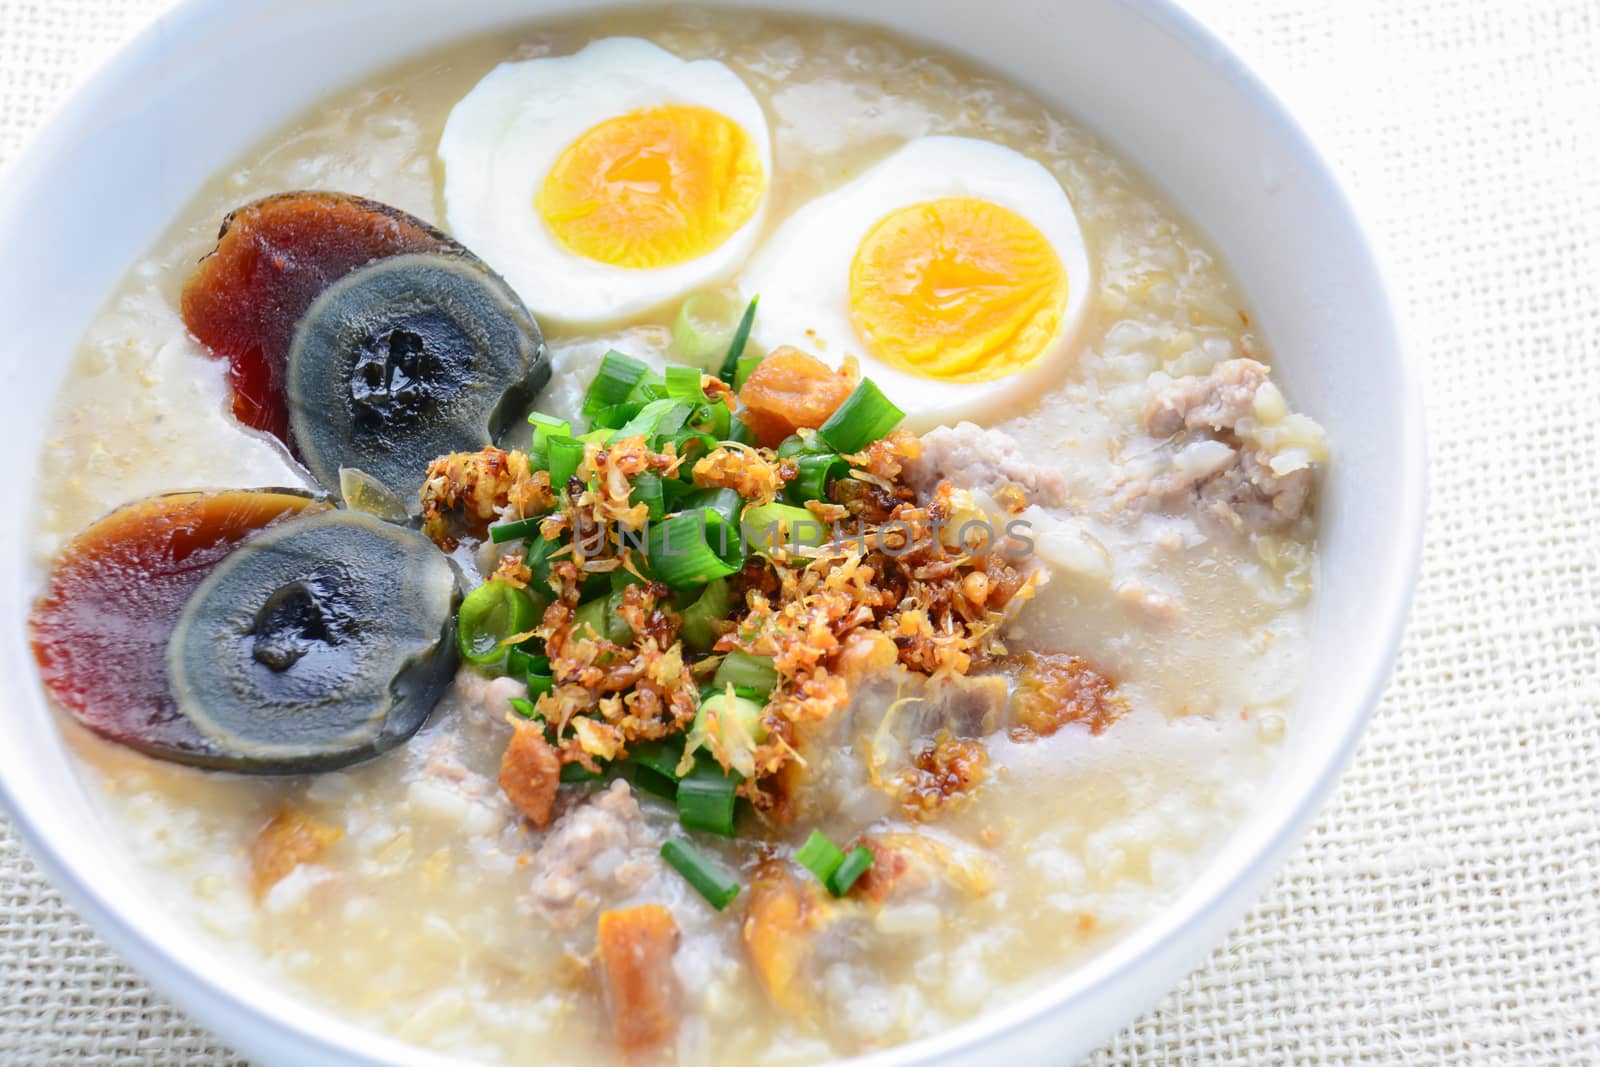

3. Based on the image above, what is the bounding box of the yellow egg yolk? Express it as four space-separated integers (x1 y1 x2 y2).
848 197 1068 381
537 104 764 270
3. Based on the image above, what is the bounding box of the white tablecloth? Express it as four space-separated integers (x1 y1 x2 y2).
2 0 1596 1062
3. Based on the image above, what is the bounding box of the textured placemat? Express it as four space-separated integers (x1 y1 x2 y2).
2 0 1597 1063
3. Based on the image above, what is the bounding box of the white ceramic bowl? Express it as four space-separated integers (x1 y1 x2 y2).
0 1 1424 1064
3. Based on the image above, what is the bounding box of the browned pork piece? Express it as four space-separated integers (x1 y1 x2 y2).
498 717 562 828
250 809 341 899
596 904 681 1056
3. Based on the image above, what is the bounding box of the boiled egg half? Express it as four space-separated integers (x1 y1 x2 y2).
739 136 1090 429
440 38 772 328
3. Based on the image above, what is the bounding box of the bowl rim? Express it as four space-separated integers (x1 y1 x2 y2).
0 1 1427 1064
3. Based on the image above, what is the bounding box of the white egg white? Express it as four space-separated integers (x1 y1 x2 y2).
738 136 1092 430
439 38 772 329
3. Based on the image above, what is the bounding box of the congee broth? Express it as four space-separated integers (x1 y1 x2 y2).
28 9 1324 1065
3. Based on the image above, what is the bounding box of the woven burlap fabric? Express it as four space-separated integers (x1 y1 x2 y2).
2 0 1597 1062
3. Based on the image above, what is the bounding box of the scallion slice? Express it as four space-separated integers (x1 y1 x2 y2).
825 846 875 897
572 598 609 642
776 430 832 459
524 532 560 590
818 378 904 453
665 363 708 401
506 647 540 677
734 352 764 392
661 839 741 910
689 396 732 440
526 671 554 698
685 487 743 530
726 417 756 446
786 453 848 504
589 401 644 431
676 754 740 836
795 829 847 884
630 471 666 521
489 516 544 544
508 697 540 720
629 737 687 782
633 766 679 800
645 509 743 589
716 295 759 386
527 412 572 459
714 651 778 694
615 397 693 443
547 436 586 493
457 579 539 665
743 501 829 558
679 577 731 652
602 589 636 644
583 350 649 416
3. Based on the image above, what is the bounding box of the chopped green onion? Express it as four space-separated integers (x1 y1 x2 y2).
825 846 875 897
786 453 848 504
579 571 611 601
615 398 693 443
688 395 732 439
668 429 720 464
457 579 539 665
726 417 756 446
672 291 744 371
579 427 615 447
572 598 608 642
795 830 847 884
733 352 764 392
523 533 560 591
489 516 545 544
716 295 759 386
629 737 687 782
573 594 633 645
690 691 767 779
743 501 829 558
713 651 778 695
589 401 644 431
561 761 605 783
679 578 731 652
506 647 541 677
645 509 743 589
603 589 636 644
527 412 572 460
633 766 679 800
776 430 832 459
526 672 554 698
547 436 586 493
676 754 741 836
630 471 666 521
661 839 741 910
818 378 904 453
685 487 743 530
509 697 540 720
583 351 649 416
665 363 708 400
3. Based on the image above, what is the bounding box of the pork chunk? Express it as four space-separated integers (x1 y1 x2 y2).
525 780 658 929
1128 358 1324 534
906 422 1070 508
1146 357 1271 437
